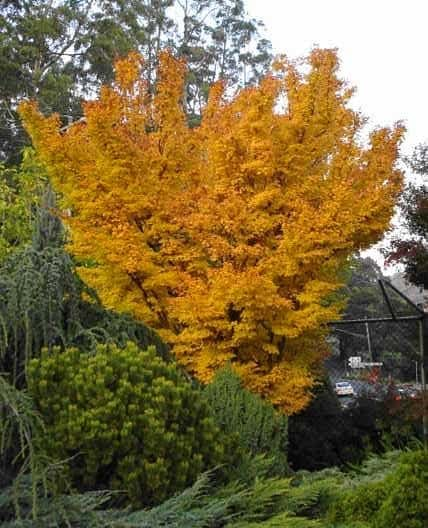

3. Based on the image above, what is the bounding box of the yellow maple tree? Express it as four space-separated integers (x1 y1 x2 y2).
20 49 404 413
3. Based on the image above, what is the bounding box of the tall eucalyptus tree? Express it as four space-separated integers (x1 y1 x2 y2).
0 0 271 162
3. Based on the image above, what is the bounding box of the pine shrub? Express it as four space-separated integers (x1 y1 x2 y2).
27 342 228 507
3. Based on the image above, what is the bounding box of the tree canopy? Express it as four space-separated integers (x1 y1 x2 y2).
388 144 428 288
1 0 270 163
20 49 404 413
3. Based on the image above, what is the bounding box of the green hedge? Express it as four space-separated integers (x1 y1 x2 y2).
205 366 288 476
28 342 229 506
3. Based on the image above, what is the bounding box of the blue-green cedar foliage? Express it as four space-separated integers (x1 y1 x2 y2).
204 366 288 476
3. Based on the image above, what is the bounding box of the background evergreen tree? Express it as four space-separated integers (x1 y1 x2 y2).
174 0 272 122
205 366 288 477
1 0 271 163
0 0 90 163
0 156 169 386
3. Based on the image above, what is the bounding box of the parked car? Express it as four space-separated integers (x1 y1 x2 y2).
334 381 355 397
395 386 420 400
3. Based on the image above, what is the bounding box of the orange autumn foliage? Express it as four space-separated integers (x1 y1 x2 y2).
20 50 404 413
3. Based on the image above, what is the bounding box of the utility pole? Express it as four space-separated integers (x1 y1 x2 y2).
419 319 427 448
365 316 373 361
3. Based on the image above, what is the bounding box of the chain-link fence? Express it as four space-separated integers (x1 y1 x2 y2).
326 279 427 444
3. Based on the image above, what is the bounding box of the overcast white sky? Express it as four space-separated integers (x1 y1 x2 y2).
246 0 427 155
246 0 427 272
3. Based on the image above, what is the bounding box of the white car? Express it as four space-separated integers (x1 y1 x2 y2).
334 381 355 397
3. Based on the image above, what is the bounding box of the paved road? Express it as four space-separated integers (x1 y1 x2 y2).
332 377 421 408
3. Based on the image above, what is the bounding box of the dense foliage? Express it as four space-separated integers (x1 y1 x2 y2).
1 0 271 163
388 144 428 288
289 377 424 472
3 386 424 528
328 449 428 528
0 217 168 387
0 152 168 386
21 49 404 412
288 377 355 471
205 366 288 476
2 3 424 526
0 151 46 260
0 374 45 499
28 342 228 507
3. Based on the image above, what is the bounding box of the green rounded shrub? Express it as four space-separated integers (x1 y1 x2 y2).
28 342 227 506
327 480 386 524
328 449 428 528
374 449 428 528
